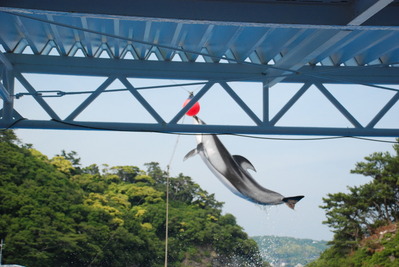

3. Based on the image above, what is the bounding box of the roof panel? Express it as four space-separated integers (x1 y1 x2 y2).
356 32 398 65
1 2 398 136
1 7 398 68
0 3 397 78
382 47 399 65
0 12 23 52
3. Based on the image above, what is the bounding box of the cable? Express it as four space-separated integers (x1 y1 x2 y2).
12 75 399 99
13 81 209 99
0 118 27 131
163 116 184 267
5 11 305 76
12 72 295 99
5 10 399 97
231 134 346 141
164 163 170 267
6 11 399 101
1 117 396 144
225 134 398 144
348 136 399 144
301 72 399 93
31 119 395 144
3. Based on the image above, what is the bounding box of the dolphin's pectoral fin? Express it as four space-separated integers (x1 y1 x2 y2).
184 148 198 161
183 143 204 161
282 195 304 210
233 155 256 172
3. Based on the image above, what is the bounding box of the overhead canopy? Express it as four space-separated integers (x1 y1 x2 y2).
1 0 398 136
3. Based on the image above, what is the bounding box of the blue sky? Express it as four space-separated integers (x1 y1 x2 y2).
11 73 399 241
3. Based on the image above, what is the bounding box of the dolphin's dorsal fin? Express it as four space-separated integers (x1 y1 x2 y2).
233 155 256 172
183 143 204 161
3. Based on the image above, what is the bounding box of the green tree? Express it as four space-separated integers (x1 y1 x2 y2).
310 139 399 266
0 131 265 266
58 150 81 167
321 140 399 253
110 165 141 183
145 161 167 187
0 133 162 266
57 150 82 174
82 164 100 175
350 144 399 224
0 129 18 143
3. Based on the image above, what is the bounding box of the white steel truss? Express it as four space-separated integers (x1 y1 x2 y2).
0 1 398 136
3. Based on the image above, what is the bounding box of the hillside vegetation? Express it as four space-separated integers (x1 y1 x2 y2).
0 130 266 267
308 139 399 267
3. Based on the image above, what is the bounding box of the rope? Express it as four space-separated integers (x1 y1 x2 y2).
13 81 209 99
4 11 291 73
164 114 185 267
164 165 170 267
88 231 117 267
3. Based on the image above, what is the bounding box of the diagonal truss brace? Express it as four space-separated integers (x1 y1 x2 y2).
118 77 166 124
0 69 398 137
315 83 363 128
14 72 61 120
65 77 117 121
367 91 399 129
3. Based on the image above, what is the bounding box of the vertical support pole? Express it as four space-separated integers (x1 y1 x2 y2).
2 69 15 124
0 239 4 266
262 81 270 126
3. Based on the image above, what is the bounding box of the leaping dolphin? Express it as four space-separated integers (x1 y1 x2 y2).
184 116 304 209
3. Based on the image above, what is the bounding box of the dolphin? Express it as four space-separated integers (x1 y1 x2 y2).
183 116 304 209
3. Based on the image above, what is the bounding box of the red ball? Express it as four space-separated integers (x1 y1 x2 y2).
183 98 200 116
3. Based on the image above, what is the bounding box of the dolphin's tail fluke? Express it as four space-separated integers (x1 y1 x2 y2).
282 195 304 210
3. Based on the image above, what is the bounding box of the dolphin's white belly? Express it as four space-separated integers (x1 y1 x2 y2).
197 135 250 200
199 150 244 197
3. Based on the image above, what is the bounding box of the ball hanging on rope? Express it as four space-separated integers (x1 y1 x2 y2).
182 94 200 116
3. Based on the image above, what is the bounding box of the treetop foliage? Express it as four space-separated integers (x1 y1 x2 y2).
309 139 399 266
0 130 265 266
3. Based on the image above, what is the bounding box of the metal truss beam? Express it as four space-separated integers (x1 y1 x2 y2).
0 67 18 123
1 66 398 137
350 0 394 25
0 51 12 71
6 54 399 85
0 81 11 102
264 0 394 88
0 3 398 137
2 120 398 137
0 54 12 102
